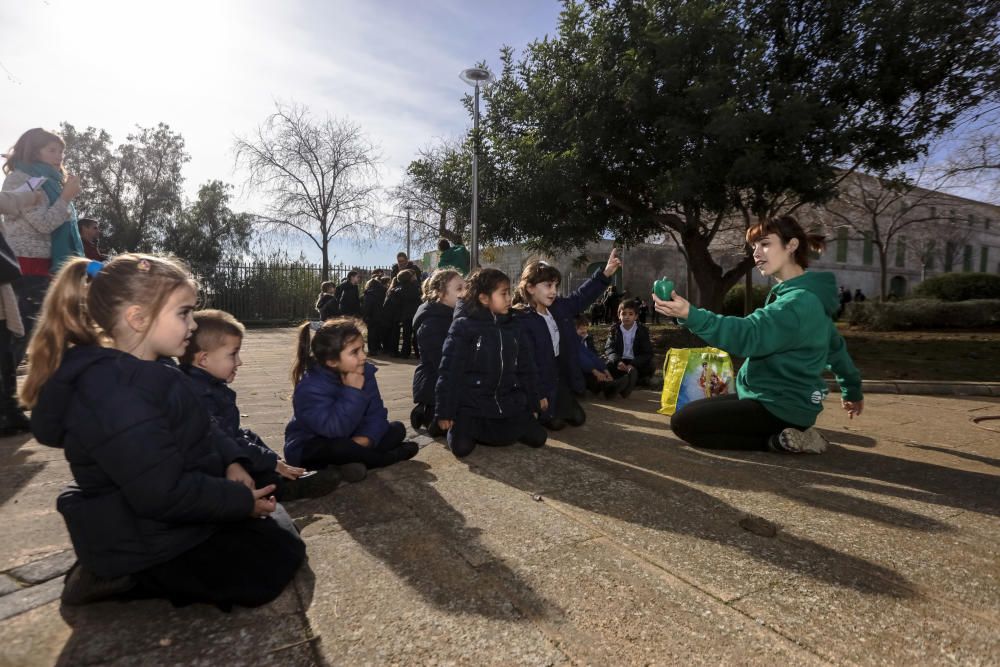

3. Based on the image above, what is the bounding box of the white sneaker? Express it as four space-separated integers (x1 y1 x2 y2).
771 427 828 454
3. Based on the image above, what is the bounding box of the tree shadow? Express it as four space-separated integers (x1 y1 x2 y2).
581 400 1000 520
463 442 914 598
291 460 558 621
903 443 1000 468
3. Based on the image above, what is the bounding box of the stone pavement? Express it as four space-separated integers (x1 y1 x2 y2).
0 328 998 666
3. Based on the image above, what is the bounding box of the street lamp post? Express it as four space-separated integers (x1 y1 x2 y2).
460 67 494 271
404 205 412 258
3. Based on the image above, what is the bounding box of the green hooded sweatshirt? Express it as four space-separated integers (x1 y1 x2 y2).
680 271 862 428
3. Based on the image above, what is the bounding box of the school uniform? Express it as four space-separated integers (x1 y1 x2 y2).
362 281 388 353
336 279 362 317
384 282 421 357
605 322 655 383
411 300 454 433
30 346 304 609
435 301 546 458
284 362 415 469
513 268 610 427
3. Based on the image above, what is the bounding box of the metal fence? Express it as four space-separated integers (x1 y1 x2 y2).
201 263 392 324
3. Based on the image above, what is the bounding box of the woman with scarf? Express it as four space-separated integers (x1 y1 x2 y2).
2 128 84 364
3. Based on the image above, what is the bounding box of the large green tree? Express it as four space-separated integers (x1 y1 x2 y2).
160 180 254 276
476 0 1000 309
61 122 188 253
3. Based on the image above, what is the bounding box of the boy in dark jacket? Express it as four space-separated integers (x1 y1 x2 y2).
383 269 422 358
605 299 655 387
335 271 362 317
316 281 339 321
180 310 346 499
575 315 635 398
362 276 388 355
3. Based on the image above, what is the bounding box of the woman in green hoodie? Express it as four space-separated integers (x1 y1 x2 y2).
652 215 863 454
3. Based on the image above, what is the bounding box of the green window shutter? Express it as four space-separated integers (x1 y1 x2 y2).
836 228 848 262
945 242 955 272
963 245 973 272
895 237 906 268
863 232 873 265
981 246 989 273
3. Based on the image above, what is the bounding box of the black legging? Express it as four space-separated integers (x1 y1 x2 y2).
448 411 547 458
298 421 410 469
670 394 803 451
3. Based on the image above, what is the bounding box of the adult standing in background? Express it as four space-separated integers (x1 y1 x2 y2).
1 128 84 362
78 218 106 261
390 251 421 279
436 238 470 275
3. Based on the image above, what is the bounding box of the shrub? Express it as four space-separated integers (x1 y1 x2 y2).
846 299 1000 330
912 273 1000 302
722 284 771 316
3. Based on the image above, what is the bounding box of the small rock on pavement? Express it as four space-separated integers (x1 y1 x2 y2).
739 515 778 538
9 550 77 584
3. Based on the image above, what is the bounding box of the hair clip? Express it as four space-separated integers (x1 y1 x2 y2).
85 260 104 278
136 259 151 272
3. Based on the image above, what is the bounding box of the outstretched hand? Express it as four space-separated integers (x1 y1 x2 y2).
651 291 690 320
842 399 864 419
603 248 622 277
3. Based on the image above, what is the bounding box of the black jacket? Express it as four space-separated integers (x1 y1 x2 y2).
384 282 421 326
390 261 421 278
317 293 339 320
31 347 254 578
412 301 454 405
362 282 388 324
336 279 362 317
435 302 540 420
605 322 654 371
180 365 279 475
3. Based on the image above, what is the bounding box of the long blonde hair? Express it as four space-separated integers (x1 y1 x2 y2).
20 254 196 407
421 269 461 302
3 128 66 177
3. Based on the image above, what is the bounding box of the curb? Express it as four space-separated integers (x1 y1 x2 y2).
827 379 1000 398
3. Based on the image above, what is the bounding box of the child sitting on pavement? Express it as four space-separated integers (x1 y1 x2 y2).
575 314 634 398
605 299 655 387
180 309 349 499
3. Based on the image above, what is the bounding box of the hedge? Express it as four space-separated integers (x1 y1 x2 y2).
912 273 1000 302
846 299 1000 330
722 284 770 316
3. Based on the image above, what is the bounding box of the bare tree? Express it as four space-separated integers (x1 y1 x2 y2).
907 218 979 281
234 102 381 279
821 167 954 300
944 124 1000 203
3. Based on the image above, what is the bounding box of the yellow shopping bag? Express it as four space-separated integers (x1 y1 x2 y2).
657 347 734 416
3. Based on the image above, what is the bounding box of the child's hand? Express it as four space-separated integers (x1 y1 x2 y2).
61 174 82 201
603 248 622 277
842 399 864 419
276 460 306 480
617 361 629 372
651 291 690 320
226 462 255 490
343 370 365 390
599 370 614 382
250 485 277 518
437 419 454 432
351 435 372 447
539 398 549 412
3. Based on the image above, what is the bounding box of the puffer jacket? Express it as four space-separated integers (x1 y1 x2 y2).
435 301 540 420
30 346 254 578
411 300 454 405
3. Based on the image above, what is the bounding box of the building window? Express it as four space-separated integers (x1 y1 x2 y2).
963 245 973 272
863 231 873 265
924 241 935 271
982 247 990 273
836 227 848 262
895 237 906 268
945 242 955 272
929 206 937 220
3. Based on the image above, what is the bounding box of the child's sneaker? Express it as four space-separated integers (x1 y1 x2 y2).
338 462 368 482
409 404 425 431
620 368 638 398
61 562 136 605
393 441 419 462
768 427 828 454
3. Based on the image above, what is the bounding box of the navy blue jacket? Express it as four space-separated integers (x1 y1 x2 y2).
605 322 654 371
412 300 454 405
317 293 339 320
31 346 255 578
284 362 390 466
362 282 387 324
180 365 279 475
435 302 540 421
336 279 362 317
577 334 606 375
384 282 421 326
513 269 610 414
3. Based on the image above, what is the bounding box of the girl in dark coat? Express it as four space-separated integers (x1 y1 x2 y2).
23 254 304 609
511 250 621 430
410 269 464 435
435 268 546 458
383 269 422 358
362 276 388 355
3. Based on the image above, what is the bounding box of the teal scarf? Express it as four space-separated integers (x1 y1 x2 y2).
14 161 84 273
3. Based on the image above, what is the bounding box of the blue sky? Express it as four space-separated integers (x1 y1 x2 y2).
0 0 564 264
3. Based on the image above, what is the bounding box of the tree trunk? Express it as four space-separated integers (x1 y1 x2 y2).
682 231 752 312
322 239 330 281
744 258 753 315
878 246 888 301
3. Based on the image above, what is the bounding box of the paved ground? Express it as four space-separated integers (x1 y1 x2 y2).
1 328 998 666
